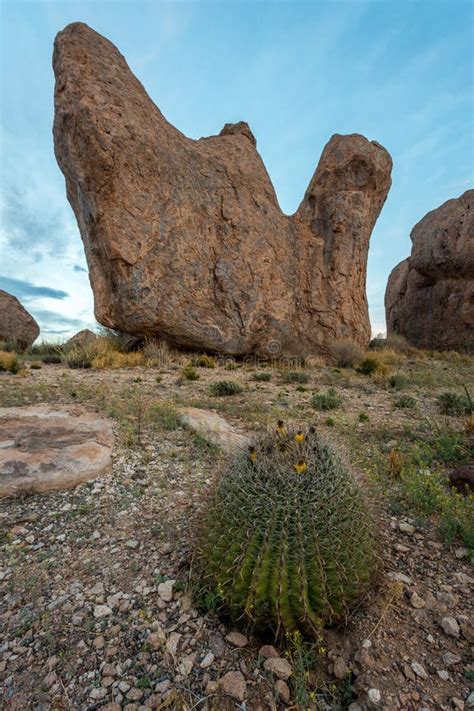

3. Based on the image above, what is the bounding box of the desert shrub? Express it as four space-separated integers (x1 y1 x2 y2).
394 395 416 409
438 392 473 416
311 388 341 411
224 360 238 371
181 365 199 381
389 373 408 390
30 362 42 370
357 356 388 375
191 354 216 368
252 371 272 382
281 371 310 384
42 354 62 364
332 340 363 368
210 380 243 396
0 351 20 374
66 348 92 369
197 425 377 635
325 417 335 427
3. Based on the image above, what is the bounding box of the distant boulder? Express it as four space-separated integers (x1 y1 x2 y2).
0 290 39 351
385 190 474 353
64 328 97 350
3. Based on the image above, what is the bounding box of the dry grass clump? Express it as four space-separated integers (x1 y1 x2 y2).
357 355 390 376
191 354 216 368
331 340 363 368
0 351 20 373
92 350 145 369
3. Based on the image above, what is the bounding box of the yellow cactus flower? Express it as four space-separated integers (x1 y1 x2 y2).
294 459 307 474
294 430 305 443
276 420 285 435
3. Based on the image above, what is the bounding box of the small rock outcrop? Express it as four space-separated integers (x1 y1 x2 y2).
0 405 113 497
385 191 474 352
64 328 97 350
0 290 40 351
53 22 392 358
178 407 249 454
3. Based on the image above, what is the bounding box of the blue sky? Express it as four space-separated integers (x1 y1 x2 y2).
1 0 472 340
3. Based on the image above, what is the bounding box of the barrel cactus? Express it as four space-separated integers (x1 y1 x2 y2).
197 424 377 636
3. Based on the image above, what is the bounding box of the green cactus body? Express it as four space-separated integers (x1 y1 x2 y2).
197 426 377 636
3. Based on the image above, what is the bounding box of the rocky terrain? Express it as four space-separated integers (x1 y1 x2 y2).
53 22 392 358
1 347 473 710
386 190 474 353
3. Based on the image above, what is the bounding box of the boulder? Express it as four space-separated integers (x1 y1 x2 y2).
0 290 39 351
385 190 474 352
0 405 113 497
64 328 97 350
53 22 392 358
178 407 249 454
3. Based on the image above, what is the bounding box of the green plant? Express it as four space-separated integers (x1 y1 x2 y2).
394 394 416 409
197 425 377 636
325 417 335 427
281 371 310 384
66 348 92 369
311 388 341 411
358 412 369 422
331 340 363 368
438 391 473 416
252 372 272 382
210 380 243 396
147 402 180 431
389 373 408 390
191 354 216 368
30 363 42 370
181 365 200 381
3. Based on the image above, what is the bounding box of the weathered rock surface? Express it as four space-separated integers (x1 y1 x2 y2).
53 22 392 358
0 290 39 351
64 328 97 350
0 405 113 497
385 191 474 352
178 407 249 454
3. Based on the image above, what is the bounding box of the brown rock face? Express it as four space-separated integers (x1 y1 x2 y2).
0 405 113 497
0 290 39 351
385 191 474 353
53 22 392 358
64 328 97 350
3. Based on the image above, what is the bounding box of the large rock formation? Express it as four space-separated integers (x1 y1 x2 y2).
53 22 392 358
385 191 474 352
0 290 40 351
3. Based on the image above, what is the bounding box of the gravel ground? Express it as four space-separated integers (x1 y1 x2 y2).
1 357 473 710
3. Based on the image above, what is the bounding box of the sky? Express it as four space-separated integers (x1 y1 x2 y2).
1 0 473 341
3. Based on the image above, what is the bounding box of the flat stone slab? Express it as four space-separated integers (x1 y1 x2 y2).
0 405 113 497
178 407 249 454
